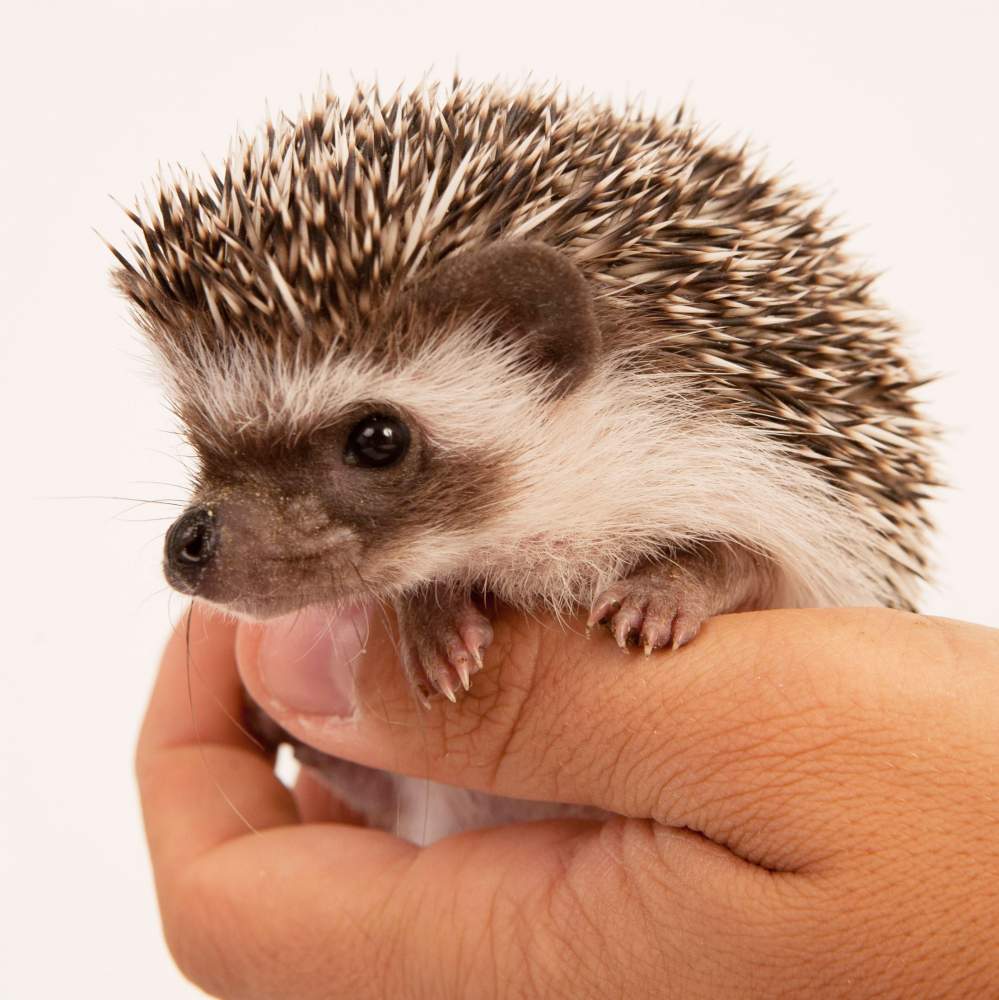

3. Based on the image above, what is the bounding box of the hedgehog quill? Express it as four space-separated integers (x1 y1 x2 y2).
112 79 934 837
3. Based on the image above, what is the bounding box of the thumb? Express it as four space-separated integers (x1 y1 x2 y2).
235 600 558 782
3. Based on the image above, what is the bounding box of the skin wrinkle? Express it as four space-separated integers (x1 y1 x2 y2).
503 831 589 999
619 840 724 996
839 737 991 849
368 888 422 996
794 845 969 995
430 691 511 775
511 916 549 1000
550 610 981 880
679 723 867 829
816 908 933 997
181 863 260 995
584 825 680 985
473 620 546 795
361 608 983 877
715 884 846 993
634 825 762 989
254 881 326 988
646 727 825 870
607 664 709 815
526 661 623 806
689 807 798 874
539 901 612 1000
720 802 841 875
428 831 563 1000
640 624 968 868
551 863 612 965
293 835 417 997
514 859 576 1000
683 736 907 871
603 705 667 820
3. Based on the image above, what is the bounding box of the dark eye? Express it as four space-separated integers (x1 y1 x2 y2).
344 413 411 468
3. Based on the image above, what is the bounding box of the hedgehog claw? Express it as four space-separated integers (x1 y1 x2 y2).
437 674 458 703
395 590 493 701
591 566 716 657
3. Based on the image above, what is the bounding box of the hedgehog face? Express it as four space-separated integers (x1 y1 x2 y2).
146 240 603 618
162 397 507 617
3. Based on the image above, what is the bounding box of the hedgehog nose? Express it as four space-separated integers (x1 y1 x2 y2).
164 506 218 592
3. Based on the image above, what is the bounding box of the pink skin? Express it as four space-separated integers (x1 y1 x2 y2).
401 545 777 700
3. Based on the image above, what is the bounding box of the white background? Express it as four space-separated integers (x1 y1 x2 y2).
2 1 997 996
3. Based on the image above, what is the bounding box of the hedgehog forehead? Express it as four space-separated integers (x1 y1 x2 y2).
167 319 549 460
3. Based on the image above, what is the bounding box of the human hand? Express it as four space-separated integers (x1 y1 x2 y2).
136 604 999 998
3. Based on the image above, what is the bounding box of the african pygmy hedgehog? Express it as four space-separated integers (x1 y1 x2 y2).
111 78 934 709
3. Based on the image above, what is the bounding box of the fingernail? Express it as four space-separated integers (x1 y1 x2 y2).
257 605 369 717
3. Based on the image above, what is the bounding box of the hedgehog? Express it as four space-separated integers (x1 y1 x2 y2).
110 79 934 827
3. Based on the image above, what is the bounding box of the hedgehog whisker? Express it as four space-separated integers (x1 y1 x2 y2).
38 495 186 506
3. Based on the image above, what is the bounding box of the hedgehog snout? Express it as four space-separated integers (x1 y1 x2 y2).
162 490 368 617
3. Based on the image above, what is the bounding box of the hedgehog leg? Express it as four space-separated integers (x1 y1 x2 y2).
395 587 494 703
588 544 776 655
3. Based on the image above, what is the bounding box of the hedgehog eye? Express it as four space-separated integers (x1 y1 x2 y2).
344 413 411 469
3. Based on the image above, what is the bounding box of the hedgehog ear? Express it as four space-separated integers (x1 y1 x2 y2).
412 241 601 395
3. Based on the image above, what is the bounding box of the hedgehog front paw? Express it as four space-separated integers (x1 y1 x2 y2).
588 569 715 654
395 590 494 704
